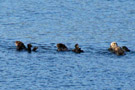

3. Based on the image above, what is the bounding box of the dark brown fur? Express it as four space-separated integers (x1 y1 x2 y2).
57 43 68 51
114 46 125 56
27 44 32 53
72 44 84 53
15 41 26 50
108 42 125 56
122 46 130 52
33 47 38 51
15 41 38 52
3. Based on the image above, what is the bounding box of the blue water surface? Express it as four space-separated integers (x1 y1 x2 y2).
0 0 135 90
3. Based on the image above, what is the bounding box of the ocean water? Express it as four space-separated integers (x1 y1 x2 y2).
0 0 135 90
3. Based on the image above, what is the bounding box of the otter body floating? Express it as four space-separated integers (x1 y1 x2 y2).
15 41 38 52
57 43 68 51
15 41 26 50
108 42 125 56
72 44 84 53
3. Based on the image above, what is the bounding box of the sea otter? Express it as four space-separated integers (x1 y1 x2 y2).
15 41 38 52
72 44 84 53
15 41 26 50
108 42 125 55
57 43 68 51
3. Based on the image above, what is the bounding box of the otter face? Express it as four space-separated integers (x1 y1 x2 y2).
75 44 79 48
110 42 118 49
15 41 22 46
15 41 26 50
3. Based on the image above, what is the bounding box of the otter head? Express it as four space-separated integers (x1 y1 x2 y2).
15 41 21 46
110 42 118 49
27 44 32 48
75 44 79 49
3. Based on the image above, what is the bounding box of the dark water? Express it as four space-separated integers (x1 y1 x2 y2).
0 0 135 90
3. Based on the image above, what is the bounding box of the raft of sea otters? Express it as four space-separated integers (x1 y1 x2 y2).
15 41 130 55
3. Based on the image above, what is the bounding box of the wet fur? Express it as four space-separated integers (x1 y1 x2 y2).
122 46 130 52
15 41 38 52
108 42 125 56
57 43 68 51
72 44 84 53
15 41 26 50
